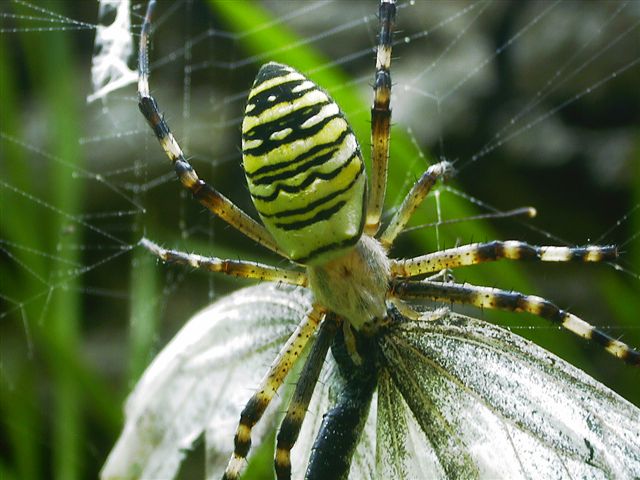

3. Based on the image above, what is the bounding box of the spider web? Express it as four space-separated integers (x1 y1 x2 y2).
1 1 639 478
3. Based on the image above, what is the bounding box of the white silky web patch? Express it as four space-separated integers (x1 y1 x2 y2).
101 284 640 479
87 0 137 103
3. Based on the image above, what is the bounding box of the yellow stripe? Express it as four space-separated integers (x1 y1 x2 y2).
247 70 305 98
242 89 329 133
561 314 593 340
243 116 348 173
605 340 629 358
275 447 291 467
539 247 572 262
253 153 362 217
250 134 356 199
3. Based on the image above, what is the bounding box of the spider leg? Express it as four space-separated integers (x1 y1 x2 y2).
392 279 640 365
342 321 364 366
223 304 326 480
138 1 285 257
388 298 448 322
140 238 306 285
274 315 339 480
379 160 454 248
391 240 617 278
365 0 396 235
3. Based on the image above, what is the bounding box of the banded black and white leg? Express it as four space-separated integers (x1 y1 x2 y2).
139 238 306 285
392 278 640 365
390 240 619 277
222 304 326 480
138 0 285 256
274 314 339 480
365 0 396 235
379 160 454 248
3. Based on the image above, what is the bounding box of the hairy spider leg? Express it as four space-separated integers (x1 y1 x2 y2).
139 238 306 285
222 304 326 480
392 279 640 365
391 241 618 277
274 315 339 480
379 160 454 248
138 0 284 256
365 0 396 235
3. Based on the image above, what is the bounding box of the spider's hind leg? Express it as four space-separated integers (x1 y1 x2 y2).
274 315 339 480
392 279 640 365
391 241 618 278
222 304 325 480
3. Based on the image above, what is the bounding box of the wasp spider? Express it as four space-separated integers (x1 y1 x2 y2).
133 1 639 478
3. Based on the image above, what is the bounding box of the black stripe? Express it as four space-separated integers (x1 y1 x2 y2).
251 151 361 202
490 291 520 311
590 328 612 348
246 78 313 118
536 301 565 324
252 62 292 84
239 395 266 427
242 111 343 157
295 233 361 264
474 241 501 262
274 200 347 231
259 167 362 220
139 96 170 140
378 2 396 47
243 99 330 140
374 69 391 91
233 434 251 459
252 145 345 187
246 128 351 180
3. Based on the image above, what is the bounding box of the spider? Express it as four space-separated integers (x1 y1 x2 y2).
133 0 639 478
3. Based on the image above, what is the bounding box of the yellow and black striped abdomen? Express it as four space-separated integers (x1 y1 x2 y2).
242 63 366 265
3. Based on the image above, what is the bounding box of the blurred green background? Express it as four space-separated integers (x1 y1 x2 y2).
1 1 638 479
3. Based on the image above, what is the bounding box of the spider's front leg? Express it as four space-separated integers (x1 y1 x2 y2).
379 160 454 249
223 304 326 480
365 0 396 235
392 279 640 365
138 0 284 256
